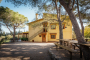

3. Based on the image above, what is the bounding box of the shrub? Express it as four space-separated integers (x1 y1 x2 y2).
15 37 18 40
6 35 13 40
26 38 28 41
0 38 4 44
21 38 28 41
0 37 2 41
21 38 24 41
10 37 18 42
1 36 5 39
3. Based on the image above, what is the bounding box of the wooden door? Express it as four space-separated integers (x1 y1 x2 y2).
42 34 46 42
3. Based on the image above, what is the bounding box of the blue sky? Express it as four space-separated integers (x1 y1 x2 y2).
0 0 38 33
0 0 87 33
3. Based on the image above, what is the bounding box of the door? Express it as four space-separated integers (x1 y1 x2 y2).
43 23 47 32
42 34 46 42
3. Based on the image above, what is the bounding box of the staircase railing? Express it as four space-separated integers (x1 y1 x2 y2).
29 28 43 40
29 27 49 41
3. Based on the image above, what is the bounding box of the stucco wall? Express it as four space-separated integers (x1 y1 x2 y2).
31 34 42 42
28 20 45 41
30 33 49 42
48 23 59 42
47 21 72 42
28 21 72 42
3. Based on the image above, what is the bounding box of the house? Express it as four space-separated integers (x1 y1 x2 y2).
18 32 29 39
27 13 72 42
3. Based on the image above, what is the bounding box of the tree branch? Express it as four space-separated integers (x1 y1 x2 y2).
59 5 61 21
5 23 13 35
50 19 58 21
77 0 84 36
61 12 67 22
55 0 59 19
0 23 6 26
68 0 71 7
15 23 20 27
72 0 75 10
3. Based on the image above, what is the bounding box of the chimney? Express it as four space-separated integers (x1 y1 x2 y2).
36 13 38 20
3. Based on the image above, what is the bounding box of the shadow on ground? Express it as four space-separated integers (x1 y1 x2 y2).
49 47 84 60
0 42 54 60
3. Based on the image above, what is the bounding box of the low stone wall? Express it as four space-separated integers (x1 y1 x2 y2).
48 47 84 60
49 47 61 60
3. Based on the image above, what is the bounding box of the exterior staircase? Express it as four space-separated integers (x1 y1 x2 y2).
29 28 43 40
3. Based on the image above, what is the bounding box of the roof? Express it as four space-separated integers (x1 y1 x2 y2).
22 32 29 34
18 32 29 35
27 13 70 25
27 18 43 24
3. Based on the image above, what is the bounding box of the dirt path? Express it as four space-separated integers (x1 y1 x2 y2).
0 42 54 60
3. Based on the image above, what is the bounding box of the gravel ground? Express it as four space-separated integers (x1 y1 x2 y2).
0 42 54 60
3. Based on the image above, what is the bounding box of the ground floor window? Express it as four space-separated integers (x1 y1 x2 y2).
50 33 56 39
39 35 41 37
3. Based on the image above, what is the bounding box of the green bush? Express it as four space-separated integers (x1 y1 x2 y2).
0 39 4 45
15 37 18 40
21 38 28 41
6 35 13 40
10 37 18 40
10 37 18 42
21 38 24 41
26 38 28 41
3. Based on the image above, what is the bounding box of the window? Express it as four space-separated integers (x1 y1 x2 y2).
63 24 65 29
51 35 55 39
39 35 41 37
43 28 47 32
50 33 56 39
43 22 47 27
43 24 47 27
51 24 56 29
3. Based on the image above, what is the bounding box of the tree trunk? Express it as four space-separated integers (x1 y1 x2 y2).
58 19 63 44
55 0 63 44
59 21 63 39
59 0 90 60
77 0 84 36
78 12 84 37
13 26 15 42
59 0 85 43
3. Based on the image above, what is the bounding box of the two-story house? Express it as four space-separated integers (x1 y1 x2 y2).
27 13 72 42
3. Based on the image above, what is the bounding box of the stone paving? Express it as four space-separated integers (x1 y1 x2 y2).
0 42 54 60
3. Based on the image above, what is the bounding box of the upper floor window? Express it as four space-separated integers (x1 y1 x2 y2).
63 24 65 29
43 22 48 27
51 24 56 29
43 24 47 27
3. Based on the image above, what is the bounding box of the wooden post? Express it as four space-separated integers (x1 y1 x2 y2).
80 47 82 58
70 52 72 60
22 33 23 37
18 34 19 40
26 34 27 38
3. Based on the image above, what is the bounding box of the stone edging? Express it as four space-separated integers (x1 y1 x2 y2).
48 47 61 60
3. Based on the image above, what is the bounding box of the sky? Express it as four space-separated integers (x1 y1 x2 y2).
0 0 39 33
0 0 87 33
